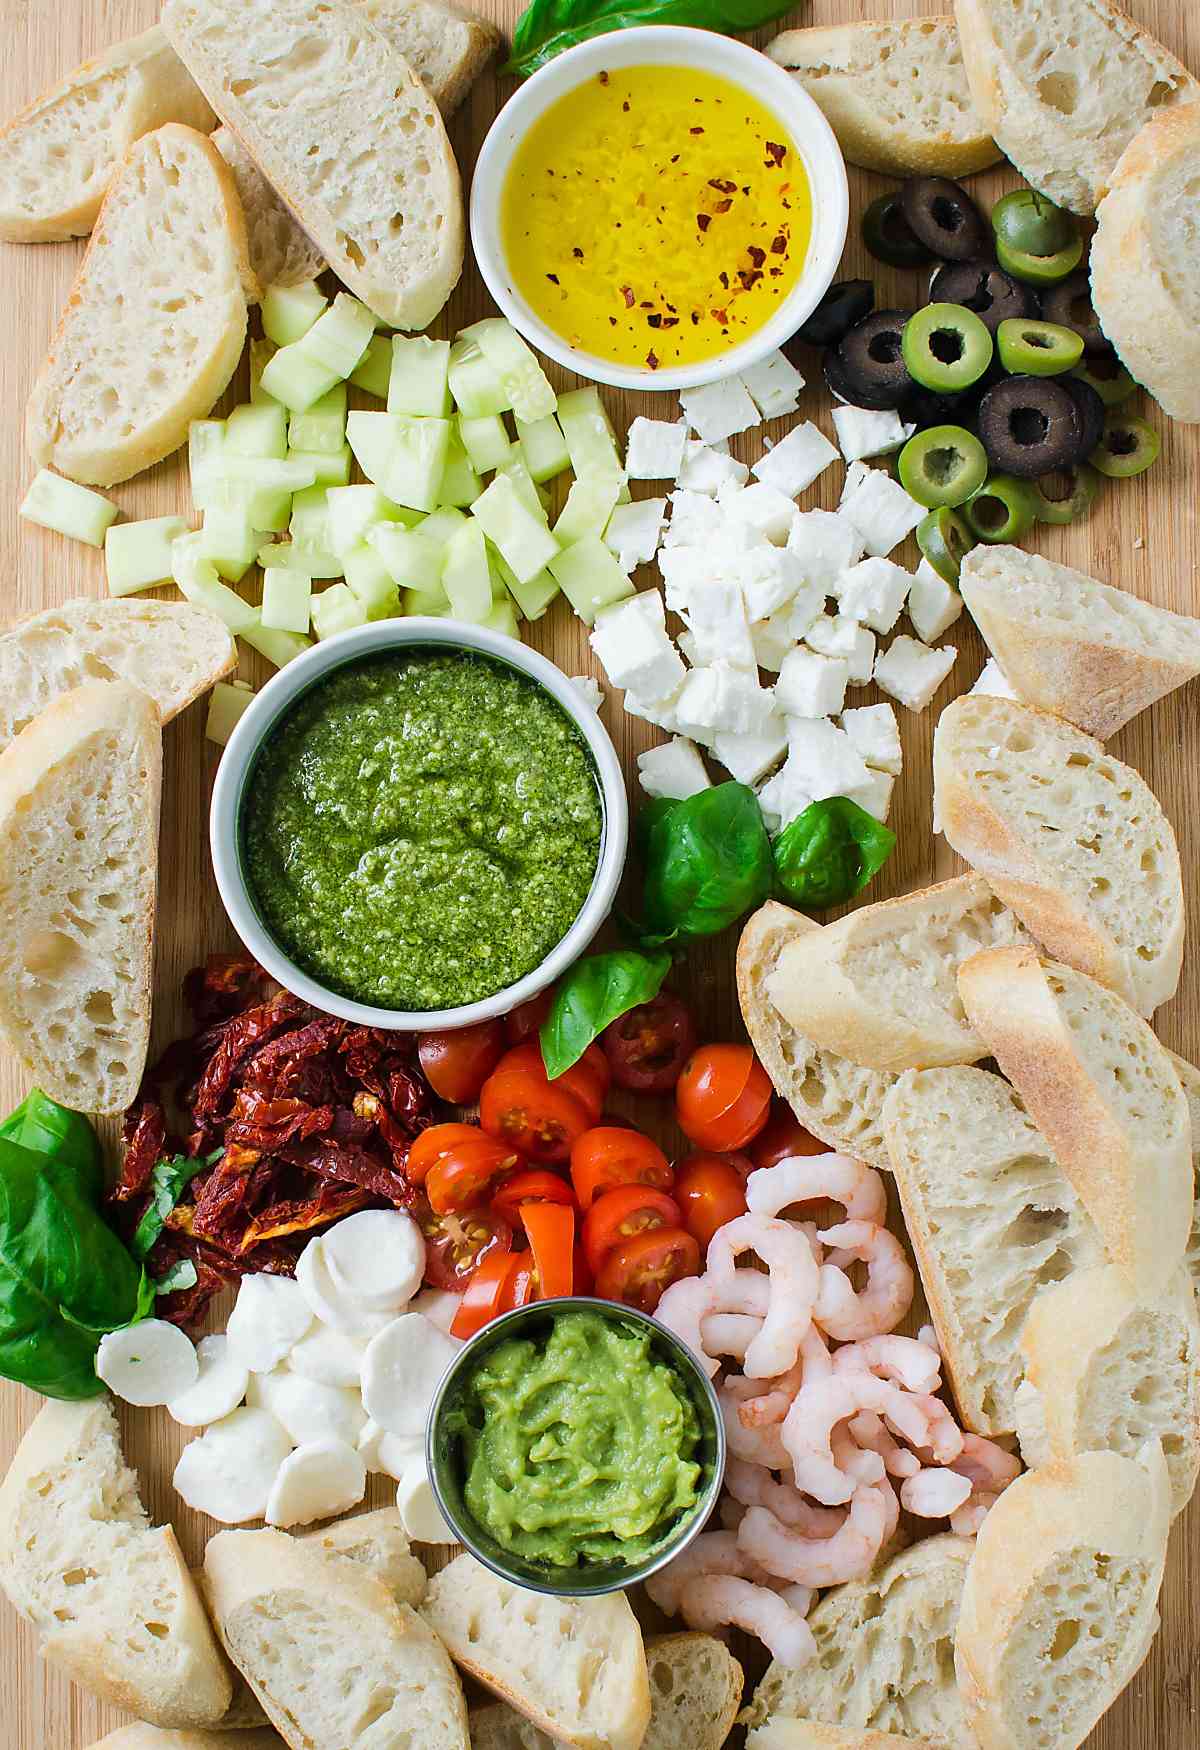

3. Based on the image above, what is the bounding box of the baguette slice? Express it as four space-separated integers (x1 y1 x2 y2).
954 1445 1170 1750
423 1552 650 1750
743 1534 974 1740
746 1724 940 1749
1014 1263 1200 1517
959 544 1200 739
26 124 251 486
162 0 463 330
212 127 325 290
767 19 999 178
883 1066 1101 1436
204 1527 468 1750
0 27 215 242
953 0 1195 214
958 948 1193 1293
933 693 1184 1016
1169 1050 1200 1292
0 680 160 1115
296 1505 426 1606
91 1730 284 1748
360 0 500 117
0 598 235 754
0 1399 232 1728
737 903 899 1173
763 876 1027 1073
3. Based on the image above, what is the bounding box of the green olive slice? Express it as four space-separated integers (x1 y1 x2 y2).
1090 414 1161 478
1070 358 1138 407
964 474 1042 542
991 190 1077 260
902 303 994 393
898 425 990 509
997 318 1085 377
995 232 1086 288
916 506 974 583
1034 463 1103 525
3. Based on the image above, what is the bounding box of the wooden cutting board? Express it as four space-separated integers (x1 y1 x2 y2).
1 0 1198 1743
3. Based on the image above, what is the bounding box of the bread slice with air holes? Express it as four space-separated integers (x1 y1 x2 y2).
954 1443 1171 1750
212 128 325 291
0 1398 232 1729
952 0 1196 214
26 123 252 487
882 1065 1102 1437
360 0 500 118
745 1723 943 1749
958 947 1193 1294
0 27 215 242
958 543 1200 739
766 18 999 178
162 0 463 330
933 692 1184 1016
422 1551 650 1750
1169 1050 1200 1292
0 680 160 1116
90 1730 284 1749
296 1505 427 1607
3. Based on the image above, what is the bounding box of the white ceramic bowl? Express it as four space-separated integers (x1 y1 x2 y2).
470 26 849 394
210 621 628 1031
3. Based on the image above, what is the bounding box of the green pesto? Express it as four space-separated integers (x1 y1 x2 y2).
242 651 602 1011
448 1310 702 1568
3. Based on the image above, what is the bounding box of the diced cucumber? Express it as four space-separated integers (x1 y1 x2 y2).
369 525 445 592
458 412 512 474
419 507 469 547
289 444 352 487
346 412 450 512
258 541 341 578
515 413 570 483
250 339 279 405
213 457 317 532
242 620 312 668
205 680 256 747
548 536 635 625
437 430 482 508
403 583 452 616
498 455 547 521
442 521 493 622
480 596 521 638
105 515 188 596
262 282 328 348
344 545 401 620
326 485 414 558
554 476 621 546
261 566 313 634
470 475 559 585
226 402 287 460
172 534 258 634
312 583 368 640
20 469 118 547
260 342 339 413
298 292 377 379
288 385 347 455
289 486 344 578
350 334 393 400
557 387 626 483
460 317 556 422
388 336 451 417
448 337 510 418
189 420 226 511
199 506 261 582
491 548 560 621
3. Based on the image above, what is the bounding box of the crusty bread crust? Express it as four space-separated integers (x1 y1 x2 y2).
746 1722 941 1749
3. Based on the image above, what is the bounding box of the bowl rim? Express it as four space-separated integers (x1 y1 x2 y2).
209 620 629 1032
469 24 850 393
425 1294 726 1596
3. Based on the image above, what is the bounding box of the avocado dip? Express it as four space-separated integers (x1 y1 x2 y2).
241 650 603 1011
446 1309 703 1568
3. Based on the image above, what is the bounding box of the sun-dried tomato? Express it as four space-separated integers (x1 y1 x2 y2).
183 954 265 1028
240 1183 370 1249
113 1099 167 1202
224 1089 335 1154
192 988 309 1124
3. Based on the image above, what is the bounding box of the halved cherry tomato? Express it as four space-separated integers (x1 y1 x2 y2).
524 1201 575 1299
418 1020 505 1104
492 1042 610 1123
491 1170 576 1224
406 1122 483 1185
595 1225 700 1313
570 1126 674 1211
505 989 554 1044
750 1099 827 1169
426 1128 520 1215
479 1044 609 1164
674 1156 748 1252
602 993 697 1093
417 1199 512 1290
450 1252 520 1339
573 1244 594 1297
676 1045 772 1151
582 1184 682 1278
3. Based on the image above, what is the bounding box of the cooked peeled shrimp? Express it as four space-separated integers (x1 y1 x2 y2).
918 1323 942 1355
739 1360 805 1428
678 1575 815 1669
908 1393 966 1465
746 1154 888 1225
947 1433 1023 1535
848 1410 921 1479
833 1334 941 1394
738 1484 891 1588
778 1582 814 1618
900 1468 973 1518
950 1494 997 1536
831 1421 885 1486
720 1381 790 1469
723 1457 844 1539
700 1312 763 1363
813 1222 914 1341
706 1214 818 1379
644 1530 767 1615
781 1374 932 1504
655 1278 720 1377
719 1495 747 1532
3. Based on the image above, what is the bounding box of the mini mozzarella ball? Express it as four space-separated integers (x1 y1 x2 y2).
288 1325 368 1387
244 1364 292 1422
378 1431 424 1481
167 1334 250 1428
96 1320 198 1407
173 1407 293 1523
357 1418 386 1473
409 1288 464 1338
265 1438 367 1529
361 1313 459 1440
266 1373 367 1448
323 1209 425 1312
396 1460 456 1542
296 1236 392 1336
225 1274 313 1373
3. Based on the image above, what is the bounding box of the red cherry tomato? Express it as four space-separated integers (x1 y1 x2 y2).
505 989 554 1044
573 1243 594 1297
570 1126 674 1212
595 1226 700 1313
493 1042 610 1123
524 1200 575 1299
602 993 697 1094
750 1099 827 1169
406 1122 482 1185
417 1200 512 1291
676 1045 772 1151
582 1184 682 1278
674 1156 749 1252
479 1044 609 1164
491 1170 576 1223
418 1020 505 1104
425 1129 520 1215
450 1252 520 1339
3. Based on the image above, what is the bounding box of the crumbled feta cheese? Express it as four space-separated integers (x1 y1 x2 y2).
785 717 873 803
831 405 916 465
757 758 814 834
751 618 791 675
664 489 727 548
839 463 925 557
835 557 912 635
681 575 757 670
874 635 958 711
907 557 963 643
712 715 789 786
676 439 750 495
625 418 687 480
719 480 796 545
739 350 805 419
676 660 775 734
787 509 865 590
569 674 604 713
751 421 839 497
846 766 895 823
841 703 902 775
677 630 700 665
969 656 1016 700
807 615 875 684
679 377 761 445
637 736 711 801
604 497 666 569
739 548 810 623
657 544 709 614
775 647 849 718
589 591 684 698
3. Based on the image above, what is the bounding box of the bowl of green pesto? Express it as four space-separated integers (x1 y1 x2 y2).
210 621 628 1028
427 1299 725 1595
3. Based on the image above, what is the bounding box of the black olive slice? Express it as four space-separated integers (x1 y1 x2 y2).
830 310 916 410
861 194 933 269
977 376 1083 478
792 280 876 350
929 261 1040 333
901 177 989 262
1059 376 1106 460
1039 273 1112 356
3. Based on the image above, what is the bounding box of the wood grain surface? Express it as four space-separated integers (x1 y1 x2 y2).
1 0 1198 1744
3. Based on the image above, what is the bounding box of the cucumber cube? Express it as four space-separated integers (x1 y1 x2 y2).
298 293 377 379
448 337 510 418
461 317 556 422
258 541 340 578
369 525 445 592
214 457 317 532
499 455 547 521
259 342 340 413
250 339 279 405
346 412 450 512
554 476 621 545
344 545 401 620
205 680 256 747
288 385 347 455
226 402 287 460
350 334 393 400
189 420 226 511
326 485 414 558
442 521 493 622
480 597 521 638
492 548 560 621
419 507 469 547
289 486 343 578
548 535 635 625
242 621 312 668
437 430 482 508
105 515 188 596
388 336 451 416
557 387 626 483
289 444 353 487
172 534 258 635
20 469 118 547
312 583 368 640
200 506 261 582
515 413 570 483
403 583 452 616
470 475 559 585
458 413 512 474
261 566 313 635
262 282 328 348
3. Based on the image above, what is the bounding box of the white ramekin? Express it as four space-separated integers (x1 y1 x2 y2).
210 620 629 1032
470 26 849 394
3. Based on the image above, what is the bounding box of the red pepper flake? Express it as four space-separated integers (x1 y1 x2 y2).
711 308 729 327
690 312 700 325
598 70 609 84
647 313 662 329
719 271 730 290
690 126 705 135
572 246 584 259
622 100 630 112
646 350 660 369
708 177 736 194
738 269 763 290
661 316 680 329
770 233 788 254
764 141 787 167
671 154 680 164
546 273 559 285
620 286 635 307
747 245 766 269
696 213 712 233
712 198 732 214
609 316 618 326
769 267 783 278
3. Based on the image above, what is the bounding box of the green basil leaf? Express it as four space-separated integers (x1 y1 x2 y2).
772 796 896 911
131 1151 221 1262
153 1260 198 1297
640 781 773 943
540 949 672 1079
506 0 798 76
0 1089 102 1198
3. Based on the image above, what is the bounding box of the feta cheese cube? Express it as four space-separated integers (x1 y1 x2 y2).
846 767 896 823
750 584 823 671
677 629 700 665
874 635 958 711
719 480 796 545
807 615 874 684
751 618 792 675
682 575 757 670
625 417 687 480
907 557 963 643
570 674 604 712
664 489 726 549
751 421 839 497
679 377 761 444
787 508 865 590
712 714 789 786
841 703 902 775
786 717 873 803
677 439 749 495
604 497 666 569
839 463 925 557
738 350 806 420
589 592 684 698
775 647 849 718
831 405 915 465
637 736 711 801
757 758 814 833
970 656 1016 700
658 544 710 614
835 557 912 635
677 661 775 734
739 547 809 622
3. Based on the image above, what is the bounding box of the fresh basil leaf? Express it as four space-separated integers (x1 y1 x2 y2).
773 796 896 911
640 781 773 943
153 1259 198 1297
0 1089 102 1198
506 0 798 76
131 1151 221 1262
540 949 671 1079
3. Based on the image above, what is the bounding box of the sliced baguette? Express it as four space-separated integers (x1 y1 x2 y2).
743 1534 974 1741
0 680 160 1115
162 0 463 330
212 127 325 290
762 876 1027 1074
0 27 215 242
933 693 1184 1016
0 598 235 754
91 1731 284 1748
423 1552 650 1750
882 1066 1101 1437
1169 1050 1200 1292
958 947 1193 1293
953 0 1196 214
958 544 1200 739
746 1724 940 1749
767 18 999 178
296 1505 426 1606
737 903 899 1173
360 0 500 117
204 1527 468 1750
26 123 251 486
954 1444 1171 1750
0 1399 232 1728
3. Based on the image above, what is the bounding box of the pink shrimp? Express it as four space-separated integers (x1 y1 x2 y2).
655 1278 720 1377
900 1468 973 1518
831 1421 886 1486
718 1495 747 1532
848 1410 921 1479
908 1393 966 1466
948 1433 1023 1535
833 1334 941 1394
720 1381 790 1469
813 1222 914 1340
738 1484 892 1588
644 1531 764 1615
723 1457 845 1539
746 1154 888 1225
738 1325 833 1427
700 1312 763 1363
677 1575 815 1669
781 1374 934 1504
706 1214 818 1379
